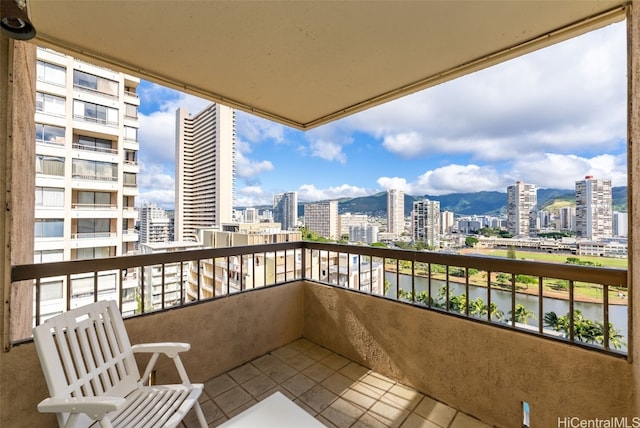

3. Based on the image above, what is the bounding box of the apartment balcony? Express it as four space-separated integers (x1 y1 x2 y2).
6 242 631 427
71 142 119 161
123 138 140 151
123 159 140 174
70 202 117 218
122 206 138 219
71 174 119 192
122 229 139 242
70 231 118 248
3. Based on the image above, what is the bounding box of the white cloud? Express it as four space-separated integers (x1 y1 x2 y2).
411 164 505 195
376 177 410 193
235 186 273 207
137 164 175 209
237 112 285 144
297 184 373 201
309 139 347 164
343 23 626 165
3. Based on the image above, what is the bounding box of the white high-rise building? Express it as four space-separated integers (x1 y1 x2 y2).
273 191 298 231
613 212 628 238
244 207 257 223
339 213 368 236
139 203 171 244
304 201 339 239
575 176 613 240
175 104 236 241
558 206 575 231
440 211 455 235
34 47 140 317
412 200 440 248
387 189 405 237
506 181 537 237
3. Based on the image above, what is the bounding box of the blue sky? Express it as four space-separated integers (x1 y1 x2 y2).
136 22 627 210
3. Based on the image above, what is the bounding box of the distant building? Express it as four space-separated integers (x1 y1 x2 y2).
175 103 236 241
440 211 455 235
339 213 368 236
273 191 298 231
613 212 628 238
507 181 537 237
244 207 257 223
412 199 440 248
387 189 405 237
304 201 339 239
575 176 612 240
349 224 379 244
559 206 575 231
139 203 171 244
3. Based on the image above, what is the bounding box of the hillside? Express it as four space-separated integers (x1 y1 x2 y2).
332 187 627 217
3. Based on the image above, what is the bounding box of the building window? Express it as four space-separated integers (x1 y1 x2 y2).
75 135 114 152
76 247 112 260
76 219 111 240
40 280 63 301
125 103 138 118
35 155 65 176
37 61 66 86
73 70 118 97
34 250 64 264
73 100 118 127
35 123 65 145
72 159 117 181
77 191 111 207
35 219 64 238
35 187 64 207
124 126 137 141
123 172 137 187
36 92 65 116
125 150 137 164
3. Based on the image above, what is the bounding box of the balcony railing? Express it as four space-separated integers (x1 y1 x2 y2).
73 114 118 128
10 242 628 356
72 143 117 154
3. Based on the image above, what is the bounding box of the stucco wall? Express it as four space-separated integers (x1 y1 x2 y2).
0 283 304 427
303 281 634 427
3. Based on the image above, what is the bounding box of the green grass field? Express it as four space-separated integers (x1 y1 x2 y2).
482 249 627 269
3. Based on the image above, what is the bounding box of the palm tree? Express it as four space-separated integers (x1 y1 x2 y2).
510 304 536 325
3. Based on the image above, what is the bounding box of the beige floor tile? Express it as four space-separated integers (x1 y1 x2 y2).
241 373 277 397
320 397 366 427
351 380 386 400
361 373 395 392
293 398 319 416
289 338 316 352
303 362 335 382
341 387 377 409
353 413 392 428
204 374 238 398
339 361 370 381
256 385 297 402
316 414 338 427
380 384 423 410
223 398 258 420
322 372 355 395
211 415 228 427
287 352 317 371
272 345 301 360
227 363 261 384
250 353 282 372
399 413 441 428
413 396 456 427
449 412 492 428
281 372 316 397
259 359 298 383
182 400 224 427
369 400 411 428
212 385 253 415
305 344 333 361
321 353 351 371
299 384 339 413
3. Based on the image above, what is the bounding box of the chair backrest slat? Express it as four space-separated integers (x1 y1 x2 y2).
33 301 140 400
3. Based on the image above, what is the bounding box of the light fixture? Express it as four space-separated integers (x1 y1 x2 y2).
1 0 36 40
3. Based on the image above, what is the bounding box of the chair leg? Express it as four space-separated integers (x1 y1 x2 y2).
193 402 207 427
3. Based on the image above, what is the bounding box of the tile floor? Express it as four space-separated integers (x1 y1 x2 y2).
181 338 492 428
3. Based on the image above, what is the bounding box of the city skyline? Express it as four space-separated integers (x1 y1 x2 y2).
136 22 626 210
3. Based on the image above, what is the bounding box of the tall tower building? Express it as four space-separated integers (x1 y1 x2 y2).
506 181 537 237
559 206 576 231
34 47 140 263
304 201 339 239
575 176 613 240
273 191 298 231
387 189 405 237
412 200 440 248
175 104 236 241
139 203 171 244
440 211 455 235
613 212 628 238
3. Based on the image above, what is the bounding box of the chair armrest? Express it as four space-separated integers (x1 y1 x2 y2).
37 396 126 418
132 342 190 357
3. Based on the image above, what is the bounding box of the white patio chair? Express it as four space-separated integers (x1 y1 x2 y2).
32 300 207 428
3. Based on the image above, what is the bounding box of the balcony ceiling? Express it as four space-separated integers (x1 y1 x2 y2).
27 1 626 130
